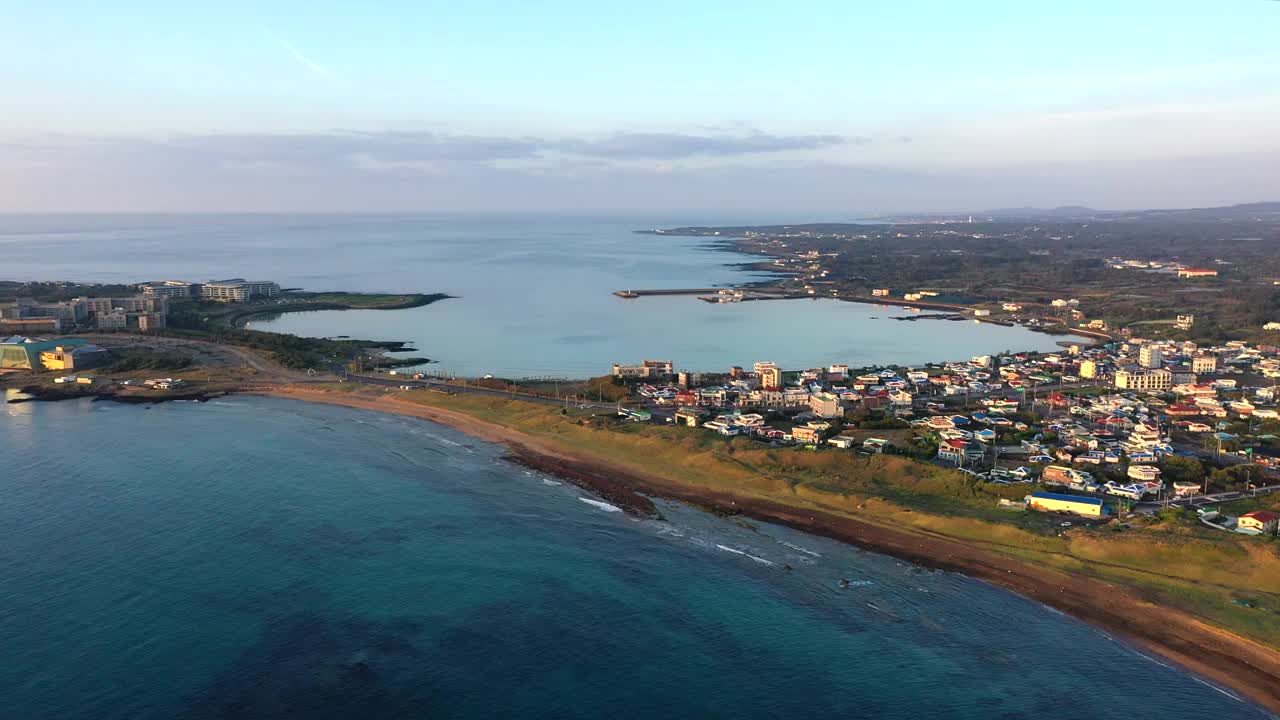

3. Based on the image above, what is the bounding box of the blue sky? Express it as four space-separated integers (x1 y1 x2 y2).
2 0 1278 212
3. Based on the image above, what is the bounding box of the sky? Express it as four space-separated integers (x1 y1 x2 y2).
1 0 1278 214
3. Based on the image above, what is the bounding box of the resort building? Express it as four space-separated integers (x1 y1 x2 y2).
200 279 281 302
139 280 200 298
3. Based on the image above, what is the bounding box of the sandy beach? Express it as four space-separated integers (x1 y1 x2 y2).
256 384 1280 715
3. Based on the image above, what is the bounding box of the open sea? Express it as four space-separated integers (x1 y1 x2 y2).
1 395 1273 719
1 213 1078 376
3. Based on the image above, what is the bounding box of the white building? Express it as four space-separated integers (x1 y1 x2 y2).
1138 345 1163 369
809 391 843 419
201 279 281 302
1114 367 1173 392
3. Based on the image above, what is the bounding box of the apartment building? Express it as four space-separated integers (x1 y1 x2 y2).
1114 367 1173 391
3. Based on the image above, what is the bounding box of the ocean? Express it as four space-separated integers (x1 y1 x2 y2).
1 395 1270 719
1 213 1076 376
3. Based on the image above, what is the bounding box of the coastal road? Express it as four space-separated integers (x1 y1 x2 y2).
1136 483 1280 513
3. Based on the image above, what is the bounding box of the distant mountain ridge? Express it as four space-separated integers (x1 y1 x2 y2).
897 201 1280 223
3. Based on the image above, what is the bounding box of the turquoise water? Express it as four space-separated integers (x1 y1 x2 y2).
0 214 1076 376
1 396 1270 719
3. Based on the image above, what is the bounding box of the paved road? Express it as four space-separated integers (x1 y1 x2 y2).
1135 483 1280 512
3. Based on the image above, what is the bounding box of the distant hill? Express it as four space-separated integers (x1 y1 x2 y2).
936 202 1280 223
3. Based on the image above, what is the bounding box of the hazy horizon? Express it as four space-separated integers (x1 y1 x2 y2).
4 1 1278 213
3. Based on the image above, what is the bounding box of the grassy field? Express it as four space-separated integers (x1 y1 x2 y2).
373 387 1280 647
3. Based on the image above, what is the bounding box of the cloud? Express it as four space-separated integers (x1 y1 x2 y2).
552 132 848 159
0 129 855 176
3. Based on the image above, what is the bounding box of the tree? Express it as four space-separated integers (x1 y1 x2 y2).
1207 464 1266 492
1161 456 1205 486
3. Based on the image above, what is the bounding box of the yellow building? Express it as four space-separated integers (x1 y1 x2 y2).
1027 492 1105 518
1079 360 1098 379
791 426 822 444
39 344 109 371
1238 511 1279 535
754 361 782 390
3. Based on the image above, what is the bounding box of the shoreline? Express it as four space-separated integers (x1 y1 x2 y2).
252 384 1280 715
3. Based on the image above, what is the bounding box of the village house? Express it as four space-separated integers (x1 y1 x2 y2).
1238 511 1280 535
791 426 823 445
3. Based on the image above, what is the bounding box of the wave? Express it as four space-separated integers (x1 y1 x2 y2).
578 498 621 513
542 479 562 486
423 433 464 447
779 540 821 558
715 544 775 566
1193 677 1244 703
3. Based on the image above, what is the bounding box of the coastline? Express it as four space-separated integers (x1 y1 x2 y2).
252 384 1280 715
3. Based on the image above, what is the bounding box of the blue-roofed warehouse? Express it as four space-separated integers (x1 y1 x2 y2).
1027 491 1107 518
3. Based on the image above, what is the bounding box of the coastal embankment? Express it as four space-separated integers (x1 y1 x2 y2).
256 384 1280 714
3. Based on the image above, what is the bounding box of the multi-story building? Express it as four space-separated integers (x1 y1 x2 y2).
611 360 674 379
1192 355 1218 374
782 388 810 408
808 391 842 419
1114 367 1173 392
200 279 281 302
139 280 200 298
1138 345 1163 369
1 298 87 325
0 316 63 333
754 361 781 390
95 308 166 331
791 426 823 445
1079 359 1100 379
80 296 168 317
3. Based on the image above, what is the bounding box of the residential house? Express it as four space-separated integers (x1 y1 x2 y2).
1238 511 1279 535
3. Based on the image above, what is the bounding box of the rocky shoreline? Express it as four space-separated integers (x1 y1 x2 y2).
7 383 230 405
